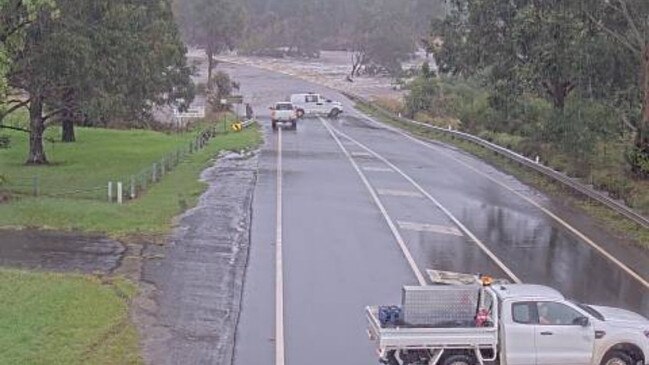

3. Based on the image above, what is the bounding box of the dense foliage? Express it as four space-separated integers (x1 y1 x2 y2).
0 0 193 163
419 0 649 176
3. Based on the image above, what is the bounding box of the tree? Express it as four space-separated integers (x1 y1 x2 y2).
181 0 245 88
584 0 649 174
3 0 193 163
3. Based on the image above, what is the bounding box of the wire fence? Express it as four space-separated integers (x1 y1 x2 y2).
1 121 249 203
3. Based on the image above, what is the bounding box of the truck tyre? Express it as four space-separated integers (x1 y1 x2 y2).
291 120 297 130
601 350 634 365
296 109 305 118
441 354 476 365
329 108 340 118
272 120 277 130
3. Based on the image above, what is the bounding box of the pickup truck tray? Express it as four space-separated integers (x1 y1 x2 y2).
366 306 498 351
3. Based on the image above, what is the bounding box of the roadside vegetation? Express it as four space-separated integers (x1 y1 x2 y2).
374 0 649 222
0 117 260 236
0 269 140 365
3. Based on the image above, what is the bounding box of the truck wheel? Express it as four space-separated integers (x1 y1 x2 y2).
272 120 277 130
328 109 340 118
291 120 297 130
601 351 634 365
442 354 476 365
296 109 305 118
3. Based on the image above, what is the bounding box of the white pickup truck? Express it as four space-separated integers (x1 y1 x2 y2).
366 275 649 365
270 102 298 130
290 93 343 118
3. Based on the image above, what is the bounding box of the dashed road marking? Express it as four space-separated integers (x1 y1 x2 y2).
328 122 522 284
363 166 395 173
350 151 373 158
377 189 424 198
358 114 649 289
398 221 464 237
320 118 427 286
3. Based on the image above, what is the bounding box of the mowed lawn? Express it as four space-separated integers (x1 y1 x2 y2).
0 269 140 365
0 123 261 236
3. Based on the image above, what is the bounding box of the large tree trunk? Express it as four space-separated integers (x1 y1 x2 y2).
543 80 575 110
61 89 76 143
26 95 48 165
61 118 75 143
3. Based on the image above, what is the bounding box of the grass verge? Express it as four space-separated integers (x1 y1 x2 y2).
356 102 649 248
0 124 261 236
0 269 140 365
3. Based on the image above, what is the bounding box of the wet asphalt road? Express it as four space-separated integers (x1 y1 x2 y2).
223 62 649 365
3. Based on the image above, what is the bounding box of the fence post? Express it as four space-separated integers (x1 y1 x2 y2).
117 182 123 205
189 141 194 153
130 176 136 199
108 181 113 202
32 176 39 197
152 163 157 182
160 158 166 176
141 173 147 192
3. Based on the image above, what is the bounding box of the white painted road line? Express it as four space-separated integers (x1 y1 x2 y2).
320 118 427 286
350 151 373 158
398 221 464 237
363 166 395 173
377 189 424 198
329 123 522 284
359 114 649 289
275 128 285 365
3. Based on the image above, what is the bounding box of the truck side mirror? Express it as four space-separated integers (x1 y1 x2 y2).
574 316 589 327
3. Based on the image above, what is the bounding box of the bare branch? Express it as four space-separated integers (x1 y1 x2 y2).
586 12 642 54
42 109 66 124
615 0 645 47
0 125 30 133
0 99 30 121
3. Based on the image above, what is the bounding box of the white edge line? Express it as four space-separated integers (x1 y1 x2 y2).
329 123 522 284
275 128 285 365
320 117 427 286
358 114 649 289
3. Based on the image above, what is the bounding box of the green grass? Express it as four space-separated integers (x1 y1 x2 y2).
0 269 141 365
0 123 261 236
356 101 649 248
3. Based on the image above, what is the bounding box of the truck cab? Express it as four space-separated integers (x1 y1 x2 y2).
495 284 649 365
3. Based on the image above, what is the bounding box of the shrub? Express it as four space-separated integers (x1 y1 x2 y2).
0 135 10 149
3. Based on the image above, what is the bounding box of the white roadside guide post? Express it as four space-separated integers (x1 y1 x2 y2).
117 182 123 205
108 181 113 202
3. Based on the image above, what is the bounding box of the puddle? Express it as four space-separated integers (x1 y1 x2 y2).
0 230 124 274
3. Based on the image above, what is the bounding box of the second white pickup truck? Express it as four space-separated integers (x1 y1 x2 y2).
367 275 649 365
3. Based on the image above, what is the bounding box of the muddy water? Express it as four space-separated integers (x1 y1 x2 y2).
0 230 124 274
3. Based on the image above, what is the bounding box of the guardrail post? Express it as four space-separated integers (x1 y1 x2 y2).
152 163 158 182
117 182 123 205
535 156 540 164
108 181 113 202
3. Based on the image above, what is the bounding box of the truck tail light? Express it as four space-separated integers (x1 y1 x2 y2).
595 330 606 339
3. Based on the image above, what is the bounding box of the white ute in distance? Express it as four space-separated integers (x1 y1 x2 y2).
290 93 343 118
270 102 298 130
366 271 649 365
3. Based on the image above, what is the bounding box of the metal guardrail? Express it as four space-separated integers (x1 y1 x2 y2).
344 92 649 230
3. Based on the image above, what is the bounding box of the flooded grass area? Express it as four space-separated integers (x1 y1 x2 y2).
0 269 140 365
0 126 261 236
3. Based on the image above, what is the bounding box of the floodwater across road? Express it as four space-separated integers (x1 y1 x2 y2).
225 62 649 365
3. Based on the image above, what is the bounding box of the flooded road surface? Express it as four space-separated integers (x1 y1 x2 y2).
0 229 124 274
